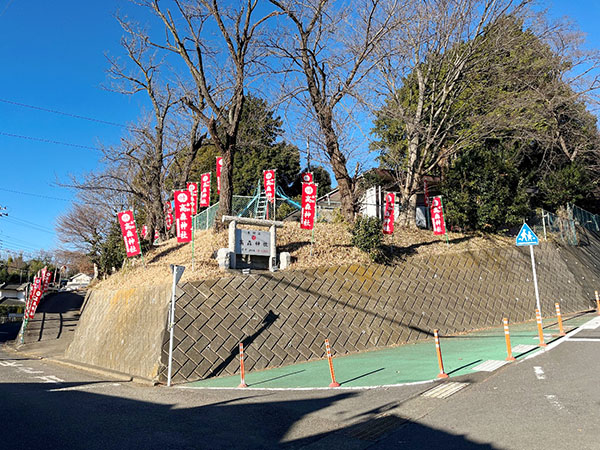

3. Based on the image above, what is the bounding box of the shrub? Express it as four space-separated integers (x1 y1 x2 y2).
351 215 383 261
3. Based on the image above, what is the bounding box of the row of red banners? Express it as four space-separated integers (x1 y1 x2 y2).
382 193 446 236
24 267 53 320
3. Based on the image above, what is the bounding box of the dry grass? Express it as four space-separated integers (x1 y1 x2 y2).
95 222 514 289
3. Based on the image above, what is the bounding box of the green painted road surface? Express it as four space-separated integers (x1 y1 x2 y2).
183 311 595 389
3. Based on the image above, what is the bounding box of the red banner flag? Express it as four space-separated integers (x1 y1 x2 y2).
216 157 223 194
430 196 446 236
300 183 317 230
42 267 52 293
117 210 142 257
301 172 313 183
263 169 276 202
164 201 173 230
187 182 198 215
174 190 192 243
383 193 395 235
141 225 148 239
27 274 45 319
199 173 211 208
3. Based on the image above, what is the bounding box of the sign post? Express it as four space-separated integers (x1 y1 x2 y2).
516 223 541 314
167 264 185 387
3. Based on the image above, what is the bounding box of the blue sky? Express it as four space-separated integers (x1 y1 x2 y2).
0 0 598 259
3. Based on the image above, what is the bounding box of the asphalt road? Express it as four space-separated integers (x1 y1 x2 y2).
1 316 599 449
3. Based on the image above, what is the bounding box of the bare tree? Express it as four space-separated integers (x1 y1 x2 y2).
103 16 181 242
372 0 529 226
267 0 399 223
142 0 276 230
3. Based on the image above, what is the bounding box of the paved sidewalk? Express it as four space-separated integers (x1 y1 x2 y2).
184 311 595 389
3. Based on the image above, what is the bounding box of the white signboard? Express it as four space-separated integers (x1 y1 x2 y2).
235 228 271 256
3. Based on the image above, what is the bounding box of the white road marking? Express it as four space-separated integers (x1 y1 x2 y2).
565 337 600 342
49 382 121 393
471 360 510 372
34 375 65 383
533 366 546 380
523 315 600 361
512 344 537 354
422 382 469 399
0 361 23 367
580 317 600 329
18 367 44 374
545 394 565 411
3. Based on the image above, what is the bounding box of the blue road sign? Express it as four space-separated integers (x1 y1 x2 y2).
516 223 539 246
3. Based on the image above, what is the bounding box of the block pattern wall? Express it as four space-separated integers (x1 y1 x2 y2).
160 239 599 384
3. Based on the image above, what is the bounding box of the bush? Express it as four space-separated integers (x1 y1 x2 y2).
351 215 384 261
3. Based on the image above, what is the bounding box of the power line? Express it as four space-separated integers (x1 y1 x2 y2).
2 216 55 235
0 131 104 152
0 186 73 203
0 97 140 132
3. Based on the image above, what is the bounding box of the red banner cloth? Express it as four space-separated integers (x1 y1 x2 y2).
174 190 192 243
216 157 223 194
27 273 46 319
117 210 142 257
187 182 198 215
301 172 313 183
300 183 317 230
141 225 148 239
199 173 211 208
383 193 395 235
264 170 276 202
42 267 52 293
430 196 446 236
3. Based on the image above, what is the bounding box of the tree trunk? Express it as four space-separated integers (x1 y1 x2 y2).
327 139 355 223
214 144 234 232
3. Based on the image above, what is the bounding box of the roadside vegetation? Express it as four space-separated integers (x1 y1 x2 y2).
53 0 599 281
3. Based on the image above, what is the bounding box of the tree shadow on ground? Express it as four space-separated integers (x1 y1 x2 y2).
383 235 473 261
204 309 280 379
0 381 500 450
278 241 311 253
147 242 187 264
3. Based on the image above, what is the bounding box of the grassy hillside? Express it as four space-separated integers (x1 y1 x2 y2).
94 223 513 289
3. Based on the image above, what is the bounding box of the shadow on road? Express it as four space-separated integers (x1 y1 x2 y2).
0 381 499 449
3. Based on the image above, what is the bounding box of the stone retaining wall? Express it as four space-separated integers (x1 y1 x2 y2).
65 228 600 384
65 284 171 381
160 232 599 384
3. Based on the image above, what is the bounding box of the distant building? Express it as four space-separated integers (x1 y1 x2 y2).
0 282 28 307
65 273 92 290
286 169 440 227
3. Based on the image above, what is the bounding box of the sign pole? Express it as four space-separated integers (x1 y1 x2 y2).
530 244 541 315
167 265 185 387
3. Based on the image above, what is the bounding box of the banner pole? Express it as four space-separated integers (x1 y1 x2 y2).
131 209 145 266
192 215 196 271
